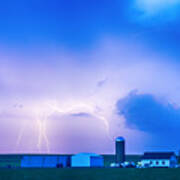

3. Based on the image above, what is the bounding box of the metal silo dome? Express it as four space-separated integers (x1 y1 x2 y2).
116 137 125 142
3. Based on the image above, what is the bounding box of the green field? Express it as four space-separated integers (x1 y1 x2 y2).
0 168 180 180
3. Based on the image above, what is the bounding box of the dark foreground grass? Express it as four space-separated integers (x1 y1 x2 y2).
0 168 180 180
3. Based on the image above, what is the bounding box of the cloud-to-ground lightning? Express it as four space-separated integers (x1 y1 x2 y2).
15 99 114 152
36 114 50 153
16 121 28 149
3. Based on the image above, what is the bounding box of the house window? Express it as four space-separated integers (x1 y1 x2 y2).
156 161 159 165
162 161 165 165
149 161 152 164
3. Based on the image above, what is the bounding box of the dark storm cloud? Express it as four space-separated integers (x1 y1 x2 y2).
97 78 108 88
116 91 180 147
70 112 91 117
13 104 23 109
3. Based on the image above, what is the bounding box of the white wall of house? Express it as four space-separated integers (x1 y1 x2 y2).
141 159 170 167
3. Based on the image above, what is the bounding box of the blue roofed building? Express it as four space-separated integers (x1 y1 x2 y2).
71 153 104 167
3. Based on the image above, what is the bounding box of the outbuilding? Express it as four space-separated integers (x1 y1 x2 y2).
141 152 177 168
71 153 104 167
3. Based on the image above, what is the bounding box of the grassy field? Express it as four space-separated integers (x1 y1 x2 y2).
0 168 180 180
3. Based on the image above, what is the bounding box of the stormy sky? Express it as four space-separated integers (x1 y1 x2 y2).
0 0 180 154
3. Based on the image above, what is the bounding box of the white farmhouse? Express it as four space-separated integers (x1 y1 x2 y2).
141 152 177 168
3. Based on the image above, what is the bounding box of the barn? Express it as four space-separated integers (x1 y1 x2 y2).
21 155 70 168
141 152 177 168
0 155 21 168
71 153 104 167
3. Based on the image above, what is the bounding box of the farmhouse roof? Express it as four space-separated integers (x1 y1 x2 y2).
141 152 175 160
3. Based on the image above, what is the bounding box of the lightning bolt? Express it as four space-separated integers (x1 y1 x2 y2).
16 121 28 149
36 113 50 153
36 117 43 152
46 102 113 141
16 101 113 152
96 115 112 140
16 112 51 153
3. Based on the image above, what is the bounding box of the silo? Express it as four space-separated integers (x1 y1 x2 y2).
115 137 125 164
